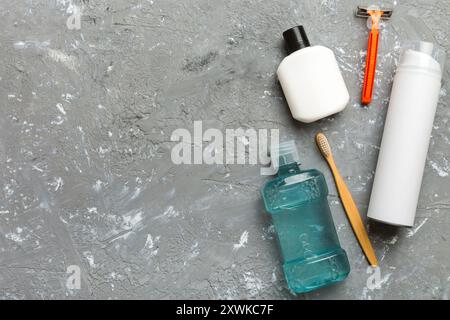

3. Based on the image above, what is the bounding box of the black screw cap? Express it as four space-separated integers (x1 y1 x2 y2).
283 25 311 54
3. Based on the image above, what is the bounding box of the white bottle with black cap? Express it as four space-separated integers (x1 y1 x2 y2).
277 26 350 123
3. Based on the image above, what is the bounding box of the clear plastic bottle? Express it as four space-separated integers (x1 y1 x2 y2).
262 141 350 293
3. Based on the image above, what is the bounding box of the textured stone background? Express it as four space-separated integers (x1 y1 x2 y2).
0 0 448 299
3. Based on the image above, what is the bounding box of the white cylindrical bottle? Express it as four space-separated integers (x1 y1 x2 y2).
277 26 349 123
367 41 445 227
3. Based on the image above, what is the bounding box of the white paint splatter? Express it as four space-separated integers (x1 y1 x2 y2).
63 93 74 101
87 207 98 214
271 271 277 283
361 286 372 300
183 241 200 265
13 41 26 50
361 272 392 300
56 103 66 115
188 242 199 260
407 218 429 238
130 186 141 201
143 233 160 256
49 177 64 191
144 234 154 249
121 210 144 230
3 185 14 197
78 126 91 166
379 273 392 286
5 227 27 243
47 48 78 72
13 40 50 52
163 206 178 218
233 230 249 251
32 165 44 172
243 272 263 297
83 251 96 268
429 160 449 177
153 206 180 220
388 235 399 245
93 180 103 192
51 115 65 125
98 146 109 155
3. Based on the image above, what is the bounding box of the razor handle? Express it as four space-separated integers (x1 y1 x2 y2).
362 25 379 105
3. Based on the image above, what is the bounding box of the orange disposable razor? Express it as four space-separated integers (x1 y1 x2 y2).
356 5 393 105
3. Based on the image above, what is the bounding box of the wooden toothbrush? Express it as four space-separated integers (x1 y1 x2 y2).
316 132 378 267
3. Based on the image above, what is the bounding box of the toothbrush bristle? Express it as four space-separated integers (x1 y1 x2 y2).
316 133 332 157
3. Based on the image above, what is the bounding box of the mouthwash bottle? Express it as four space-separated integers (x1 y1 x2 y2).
262 141 350 294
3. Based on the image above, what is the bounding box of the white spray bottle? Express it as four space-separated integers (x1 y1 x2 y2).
367 40 445 226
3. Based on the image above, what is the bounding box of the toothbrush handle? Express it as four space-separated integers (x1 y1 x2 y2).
362 27 379 105
328 158 378 266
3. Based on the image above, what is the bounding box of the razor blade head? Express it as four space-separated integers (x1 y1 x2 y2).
355 5 393 19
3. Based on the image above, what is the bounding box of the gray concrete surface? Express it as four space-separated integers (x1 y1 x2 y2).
0 0 449 300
